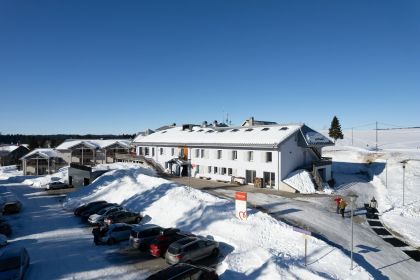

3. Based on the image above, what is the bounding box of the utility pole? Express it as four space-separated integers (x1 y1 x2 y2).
402 163 406 206
375 121 378 151
352 128 354 146
349 194 358 270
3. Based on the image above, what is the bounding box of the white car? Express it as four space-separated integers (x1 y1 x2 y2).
0 234 7 247
100 223 133 245
88 206 124 225
46 181 70 190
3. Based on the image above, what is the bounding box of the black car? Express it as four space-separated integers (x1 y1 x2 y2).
2 201 22 214
0 222 12 237
74 201 107 216
104 211 142 225
0 246 30 280
80 203 118 220
146 263 218 280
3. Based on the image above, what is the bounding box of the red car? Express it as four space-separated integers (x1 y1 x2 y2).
149 228 194 258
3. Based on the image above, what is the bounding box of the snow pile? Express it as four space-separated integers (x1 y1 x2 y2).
64 166 372 279
0 165 22 180
22 166 69 187
283 169 316 194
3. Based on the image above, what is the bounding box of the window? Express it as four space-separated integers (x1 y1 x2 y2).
266 152 272 162
159 148 163 155
232 150 237 160
145 147 149 156
228 168 233 176
208 166 212 173
245 128 253 132
248 151 253 161
138 147 143 155
231 129 239 132
200 149 205 158
195 149 200 158
214 167 218 174
221 167 226 175
171 148 175 156
196 165 200 173
261 127 270 131
217 150 222 159
152 148 155 156
263 172 276 187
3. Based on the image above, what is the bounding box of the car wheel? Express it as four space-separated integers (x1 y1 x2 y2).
135 217 141 223
107 238 116 245
211 248 219 256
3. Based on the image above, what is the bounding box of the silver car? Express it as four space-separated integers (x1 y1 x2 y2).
88 206 124 225
165 236 219 265
99 223 133 245
129 224 162 250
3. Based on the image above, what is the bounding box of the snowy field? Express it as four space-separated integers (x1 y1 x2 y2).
324 127 420 248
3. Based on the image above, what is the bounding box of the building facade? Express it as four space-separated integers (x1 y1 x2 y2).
133 123 334 192
0 145 29 168
20 148 67 176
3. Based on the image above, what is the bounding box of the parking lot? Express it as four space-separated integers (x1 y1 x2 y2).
1 183 168 279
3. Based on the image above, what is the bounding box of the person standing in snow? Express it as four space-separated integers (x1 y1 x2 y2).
334 196 341 214
339 198 347 218
92 224 100 245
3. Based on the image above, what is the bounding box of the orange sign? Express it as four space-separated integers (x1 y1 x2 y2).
235 192 247 201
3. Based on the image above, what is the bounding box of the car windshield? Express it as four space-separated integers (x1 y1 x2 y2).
0 257 20 272
97 208 108 215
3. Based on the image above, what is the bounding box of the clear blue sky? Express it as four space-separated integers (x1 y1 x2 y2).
1 0 419 134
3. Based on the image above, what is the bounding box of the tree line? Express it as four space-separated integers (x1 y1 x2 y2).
0 134 136 150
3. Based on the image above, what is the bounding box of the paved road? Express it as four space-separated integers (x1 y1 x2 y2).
0 183 166 280
169 176 420 280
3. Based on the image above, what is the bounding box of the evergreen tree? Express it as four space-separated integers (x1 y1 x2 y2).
329 116 344 143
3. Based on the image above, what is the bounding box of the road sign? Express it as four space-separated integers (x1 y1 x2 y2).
235 191 247 221
293 227 311 236
293 227 311 266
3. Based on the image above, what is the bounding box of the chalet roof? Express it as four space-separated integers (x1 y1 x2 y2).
56 139 131 150
0 145 28 157
21 148 62 160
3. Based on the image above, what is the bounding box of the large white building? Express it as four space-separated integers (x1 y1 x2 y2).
133 121 334 192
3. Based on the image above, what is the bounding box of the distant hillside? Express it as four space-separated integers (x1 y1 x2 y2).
0 134 135 150
321 128 420 150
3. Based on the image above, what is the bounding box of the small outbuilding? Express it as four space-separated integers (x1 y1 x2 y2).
0 145 30 168
20 148 67 175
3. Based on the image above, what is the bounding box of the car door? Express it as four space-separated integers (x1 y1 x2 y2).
196 240 209 260
122 226 131 239
186 242 200 262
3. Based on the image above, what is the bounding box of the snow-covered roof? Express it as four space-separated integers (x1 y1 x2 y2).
133 124 303 147
0 145 20 153
56 139 131 150
21 148 62 160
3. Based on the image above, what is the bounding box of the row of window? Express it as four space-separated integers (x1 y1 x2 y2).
195 165 237 176
138 147 273 163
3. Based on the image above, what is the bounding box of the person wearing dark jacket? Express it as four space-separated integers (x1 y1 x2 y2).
92 224 101 245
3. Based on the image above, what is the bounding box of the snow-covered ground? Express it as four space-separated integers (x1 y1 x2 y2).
63 165 372 279
324 127 420 248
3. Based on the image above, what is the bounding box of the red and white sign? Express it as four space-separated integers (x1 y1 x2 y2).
235 191 247 220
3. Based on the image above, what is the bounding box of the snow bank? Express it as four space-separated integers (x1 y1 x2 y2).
22 166 69 187
0 165 22 180
64 166 372 279
283 169 316 194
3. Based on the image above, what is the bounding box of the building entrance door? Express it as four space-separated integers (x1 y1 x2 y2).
246 170 256 184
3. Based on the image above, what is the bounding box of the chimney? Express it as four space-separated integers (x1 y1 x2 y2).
249 116 255 126
213 120 218 127
202 121 208 128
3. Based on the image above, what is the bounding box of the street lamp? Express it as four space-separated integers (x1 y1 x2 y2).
402 162 406 206
349 194 358 270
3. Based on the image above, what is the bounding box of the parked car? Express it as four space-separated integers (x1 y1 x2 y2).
165 236 219 265
129 224 163 250
88 205 124 225
74 201 107 216
0 234 7 247
80 203 118 221
0 246 30 280
99 223 133 245
0 222 12 237
46 181 71 190
146 263 219 280
149 228 195 258
2 201 22 214
103 211 142 225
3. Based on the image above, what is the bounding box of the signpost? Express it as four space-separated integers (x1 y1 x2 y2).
293 227 311 266
235 192 247 221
